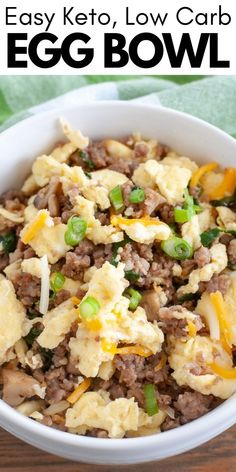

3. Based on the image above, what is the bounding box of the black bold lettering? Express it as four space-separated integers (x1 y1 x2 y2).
209 33 230 67
104 33 128 67
8 33 28 68
163 33 209 68
28 33 60 68
129 33 163 68
61 33 93 68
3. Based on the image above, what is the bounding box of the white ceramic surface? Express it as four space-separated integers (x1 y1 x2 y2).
0 101 236 465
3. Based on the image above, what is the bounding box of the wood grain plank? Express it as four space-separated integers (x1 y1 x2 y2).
0 425 235 472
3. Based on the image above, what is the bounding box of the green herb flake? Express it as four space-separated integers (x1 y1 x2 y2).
24 327 42 347
200 228 221 247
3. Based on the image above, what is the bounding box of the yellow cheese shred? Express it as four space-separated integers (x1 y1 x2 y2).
85 319 103 332
207 168 236 200
21 210 49 244
111 215 163 228
71 297 81 306
187 321 197 337
210 291 232 354
101 339 152 357
209 363 236 380
67 378 91 404
190 162 218 188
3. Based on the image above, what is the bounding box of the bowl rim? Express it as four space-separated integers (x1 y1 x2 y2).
0 100 236 457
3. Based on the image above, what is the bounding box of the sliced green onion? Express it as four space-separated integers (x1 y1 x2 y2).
84 171 92 179
184 187 194 206
79 150 95 170
143 384 159 416
109 186 124 212
174 188 199 224
50 272 65 294
177 293 198 304
24 327 42 347
129 187 145 204
27 310 41 320
65 216 87 247
174 207 194 223
211 192 236 208
194 204 202 214
39 348 53 371
0 232 17 254
200 228 221 247
161 236 193 260
124 270 140 282
79 296 100 320
125 288 142 311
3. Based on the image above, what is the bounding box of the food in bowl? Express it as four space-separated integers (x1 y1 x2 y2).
0 119 236 439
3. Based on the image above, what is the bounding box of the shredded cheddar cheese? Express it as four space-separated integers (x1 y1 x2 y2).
187 321 197 337
190 162 218 188
207 168 236 199
71 297 81 306
101 339 118 355
210 291 232 352
111 215 162 228
67 378 91 404
21 210 49 244
209 363 236 380
85 319 103 332
101 339 152 358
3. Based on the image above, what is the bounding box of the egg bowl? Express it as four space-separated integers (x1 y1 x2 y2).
0 101 236 465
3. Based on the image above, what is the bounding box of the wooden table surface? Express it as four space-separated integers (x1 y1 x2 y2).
0 425 235 472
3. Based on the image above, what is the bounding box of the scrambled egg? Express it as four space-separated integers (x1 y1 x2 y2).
37 299 78 349
65 390 165 438
20 210 71 264
0 207 24 224
82 261 127 314
69 262 164 377
168 335 236 399
91 169 128 192
69 332 113 377
132 160 191 204
32 155 89 188
60 120 89 150
51 142 76 163
0 277 30 365
162 154 199 174
182 209 214 250
201 171 223 195
21 258 42 279
216 207 236 232
111 216 171 244
24 203 39 223
81 184 110 210
72 195 123 244
21 175 39 196
4 260 21 281
103 139 133 160
166 306 202 326
62 277 82 296
177 243 227 295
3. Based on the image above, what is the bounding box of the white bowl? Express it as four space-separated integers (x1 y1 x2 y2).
0 101 236 465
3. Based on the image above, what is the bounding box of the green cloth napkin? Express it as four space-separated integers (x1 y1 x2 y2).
0 75 236 137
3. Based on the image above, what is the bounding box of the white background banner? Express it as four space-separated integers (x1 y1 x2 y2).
0 0 235 74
